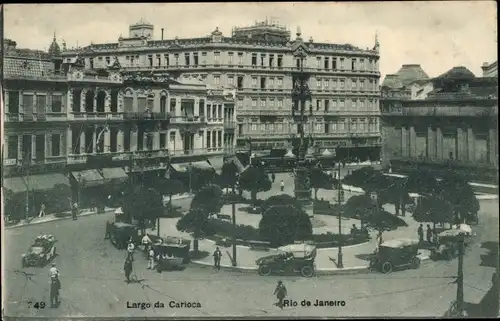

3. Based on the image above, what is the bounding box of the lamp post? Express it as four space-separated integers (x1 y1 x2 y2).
336 161 344 268
291 48 312 201
23 153 32 221
188 162 193 193
247 138 253 167
231 182 237 266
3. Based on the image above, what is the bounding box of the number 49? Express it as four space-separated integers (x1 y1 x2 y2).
28 301 46 309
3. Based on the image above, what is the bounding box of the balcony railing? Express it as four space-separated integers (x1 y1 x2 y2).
123 112 171 120
170 115 206 124
67 154 88 164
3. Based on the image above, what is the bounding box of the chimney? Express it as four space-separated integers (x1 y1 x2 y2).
161 28 164 40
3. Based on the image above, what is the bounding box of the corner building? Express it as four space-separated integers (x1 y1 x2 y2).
64 19 382 161
2 37 236 216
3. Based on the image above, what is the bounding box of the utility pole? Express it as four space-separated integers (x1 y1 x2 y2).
23 152 31 221
337 161 344 268
456 233 465 313
231 183 237 266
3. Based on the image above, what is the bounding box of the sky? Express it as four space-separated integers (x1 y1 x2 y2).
3 2 497 80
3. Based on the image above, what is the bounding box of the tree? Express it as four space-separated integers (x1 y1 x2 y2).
438 172 479 224
190 184 224 215
309 167 334 200
176 208 211 251
344 194 376 228
190 167 216 192
377 175 412 216
259 205 313 247
412 194 454 229
238 166 272 203
342 166 381 193
406 169 439 195
43 184 72 214
219 161 239 188
157 178 184 210
3 189 25 221
261 194 302 214
123 186 164 235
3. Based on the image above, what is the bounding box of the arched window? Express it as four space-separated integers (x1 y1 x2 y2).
72 88 82 112
85 90 95 112
110 89 119 113
96 91 106 113
160 96 167 113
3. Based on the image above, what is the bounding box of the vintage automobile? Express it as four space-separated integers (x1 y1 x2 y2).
369 238 421 274
109 222 141 250
430 228 472 261
256 243 317 278
153 243 188 272
22 235 57 267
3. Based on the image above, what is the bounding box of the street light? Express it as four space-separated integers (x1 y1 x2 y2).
336 161 344 268
188 162 193 193
291 47 312 201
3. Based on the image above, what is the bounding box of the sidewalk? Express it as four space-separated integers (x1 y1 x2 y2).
4 193 193 229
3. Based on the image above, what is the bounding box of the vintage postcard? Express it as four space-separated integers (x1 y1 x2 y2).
1 2 498 319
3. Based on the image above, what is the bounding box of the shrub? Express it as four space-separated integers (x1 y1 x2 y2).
261 194 302 213
206 219 261 241
190 184 224 214
259 204 313 247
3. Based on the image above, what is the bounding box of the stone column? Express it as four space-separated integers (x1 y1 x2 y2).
457 127 466 161
66 126 72 156
80 131 86 154
104 90 111 113
92 126 97 154
409 126 417 158
436 127 443 160
31 135 36 160
117 129 124 152
467 127 475 161
488 126 497 165
401 127 408 157
154 132 160 150
104 129 111 153
93 90 97 113
131 126 138 152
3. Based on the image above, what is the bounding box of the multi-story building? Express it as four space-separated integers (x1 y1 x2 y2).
481 60 498 78
61 19 382 162
2 36 236 216
381 65 498 183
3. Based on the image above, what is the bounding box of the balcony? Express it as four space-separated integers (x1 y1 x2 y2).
123 112 170 120
169 148 224 157
224 121 236 130
170 115 206 124
383 105 496 117
5 113 22 122
67 154 88 164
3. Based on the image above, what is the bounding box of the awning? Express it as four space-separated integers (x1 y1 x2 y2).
101 167 128 183
3 177 27 193
191 161 214 170
170 163 189 172
208 157 224 174
225 155 245 174
26 173 70 192
71 170 105 187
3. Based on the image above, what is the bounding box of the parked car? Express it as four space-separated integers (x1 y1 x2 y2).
430 228 472 261
256 243 317 277
153 243 188 272
369 238 421 274
22 235 57 267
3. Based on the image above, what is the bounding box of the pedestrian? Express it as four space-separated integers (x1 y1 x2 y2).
375 231 383 252
213 247 222 270
426 224 432 244
271 172 276 183
142 233 152 254
104 221 111 240
38 203 46 218
127 239 135 261
49 262 61 308
280 180 284 192
350 224 358 235
417 224 424 243
274 280 287 309
71 202 78 220
148 247 155 270
124 259 133 284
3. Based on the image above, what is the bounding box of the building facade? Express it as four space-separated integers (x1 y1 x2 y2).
381 65 498 182
60 19 382 161
2 37 236 216
482 61 498 78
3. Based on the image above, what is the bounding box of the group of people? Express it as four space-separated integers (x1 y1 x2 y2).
417 224 438 245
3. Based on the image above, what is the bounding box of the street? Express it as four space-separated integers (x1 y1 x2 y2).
3 199 498 318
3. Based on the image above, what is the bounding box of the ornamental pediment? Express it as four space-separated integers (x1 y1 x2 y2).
291 43 309 57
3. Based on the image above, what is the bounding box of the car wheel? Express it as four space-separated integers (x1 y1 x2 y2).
300 265 314 278
382 262 393 274
258 265 272 276
411 257 421 269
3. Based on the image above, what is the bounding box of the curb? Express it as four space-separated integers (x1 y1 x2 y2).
190 254 432 275
202 238 371 251
5 210 103 229
5 194 193 230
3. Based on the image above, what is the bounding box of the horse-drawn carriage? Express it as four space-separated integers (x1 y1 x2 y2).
22 235 57 267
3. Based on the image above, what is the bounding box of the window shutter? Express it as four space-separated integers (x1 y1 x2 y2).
46 133 52 157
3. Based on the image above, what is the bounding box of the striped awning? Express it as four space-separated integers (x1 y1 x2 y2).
170 161 214 172
101 167 128 182
191 161 214 170
26 173 70 191
71 170 105 187
3 177 28 193
208 157 225 174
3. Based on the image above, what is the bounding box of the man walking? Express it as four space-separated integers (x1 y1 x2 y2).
124 259 133 284
38 203 46 218
147 247 155 270
213 247 222 271
280 180 285 192
271 173 276 183
127 239 135 261
71 202 78 220
274 280 287 309
417 224 424 243
426 224 433 244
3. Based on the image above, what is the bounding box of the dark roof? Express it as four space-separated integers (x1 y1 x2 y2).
436 66 476 80
395 64 429 86
381 74 403 88
48 39 61 57
3 56 54 79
